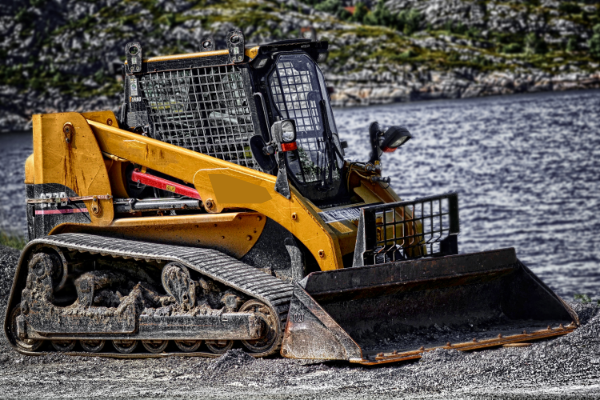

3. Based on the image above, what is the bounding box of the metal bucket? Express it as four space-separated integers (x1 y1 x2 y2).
281 248 578 365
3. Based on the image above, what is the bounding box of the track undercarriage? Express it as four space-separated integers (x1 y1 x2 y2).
6 234 293 358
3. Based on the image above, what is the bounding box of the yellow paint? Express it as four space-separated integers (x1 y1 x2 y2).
209 174 272 204
122 139 148 160
32 113 114 226
82 111 116 127
24 154 34 184
353 182 384 204
144 49 229 63
87 119 343 271
245 46 259 60
105 159 129 198
31 112 408 271
111 213 247 226
123 46 261 65
52 212 266 259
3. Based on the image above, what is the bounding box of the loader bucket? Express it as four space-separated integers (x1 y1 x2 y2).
281 248 579 365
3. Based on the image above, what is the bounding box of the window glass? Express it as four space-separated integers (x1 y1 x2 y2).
268 54 341 184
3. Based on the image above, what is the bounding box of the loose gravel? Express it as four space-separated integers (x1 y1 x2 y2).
0 245 598 399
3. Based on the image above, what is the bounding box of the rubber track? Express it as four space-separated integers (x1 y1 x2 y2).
13 233 294 359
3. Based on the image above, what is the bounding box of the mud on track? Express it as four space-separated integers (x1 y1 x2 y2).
0 244 599 399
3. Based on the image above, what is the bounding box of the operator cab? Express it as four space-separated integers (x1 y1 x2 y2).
253 45 345 203
120 33 406 208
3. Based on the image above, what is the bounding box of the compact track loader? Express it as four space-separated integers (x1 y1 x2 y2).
4 32 578 364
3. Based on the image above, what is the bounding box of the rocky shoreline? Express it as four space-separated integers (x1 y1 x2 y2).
3 78 600 132
330 71 600 107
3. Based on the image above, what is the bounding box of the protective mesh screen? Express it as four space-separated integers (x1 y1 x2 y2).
269 58 339 184
137 65 260 170
270 62 321 131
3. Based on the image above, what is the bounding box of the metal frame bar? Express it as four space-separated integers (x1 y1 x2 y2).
354 193 459 266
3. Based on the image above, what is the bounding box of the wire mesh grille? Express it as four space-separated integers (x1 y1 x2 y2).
268 56 338 184
137 65 259 169
362 193 459 265
270 62 321 131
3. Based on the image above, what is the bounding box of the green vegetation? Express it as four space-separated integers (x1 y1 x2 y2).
502 42 523 54
558 3 582 15
0 231 27 250
444 20 468 36
306 0 422 35
525 33 548 55
352 1 422 36
2 0 600 105
574 293 600 305
589 24 600 58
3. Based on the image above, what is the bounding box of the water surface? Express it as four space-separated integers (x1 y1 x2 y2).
1 90 598 297
337 90 600 297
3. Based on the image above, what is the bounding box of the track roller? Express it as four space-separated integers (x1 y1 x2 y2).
206 340 234 354
7 306 43 352
80 340 106 353
175 340 202 352
113 340 138 354
142 340 168 353
52 340 76 352
239 300 280 354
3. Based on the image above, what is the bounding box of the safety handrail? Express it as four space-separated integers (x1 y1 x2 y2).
353 193 460 267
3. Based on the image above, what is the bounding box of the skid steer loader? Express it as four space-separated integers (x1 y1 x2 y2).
4 31 578 364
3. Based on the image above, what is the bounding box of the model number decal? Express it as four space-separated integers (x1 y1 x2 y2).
38 192 67 208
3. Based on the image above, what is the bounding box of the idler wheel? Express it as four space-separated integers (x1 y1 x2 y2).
27 247 68 292
80 340 105 353
239 300 280 354
175 340 202 352
7 306 43 352
113 340 138 354
52 340 76 352
142 340 168 354
206 340 233 354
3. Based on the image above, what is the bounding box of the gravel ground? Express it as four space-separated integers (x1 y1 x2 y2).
0 244 599 399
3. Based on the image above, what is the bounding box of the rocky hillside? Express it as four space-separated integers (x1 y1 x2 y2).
1 0 600 130
324 0 600 105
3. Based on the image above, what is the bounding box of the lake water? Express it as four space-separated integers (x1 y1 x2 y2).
1 89 599 297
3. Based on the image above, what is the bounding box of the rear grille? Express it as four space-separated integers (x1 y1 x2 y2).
136 65 260 170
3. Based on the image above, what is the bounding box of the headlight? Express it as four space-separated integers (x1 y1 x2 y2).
281 120 296 142
389 135 410 148
271 119 298 152
380 126 412 153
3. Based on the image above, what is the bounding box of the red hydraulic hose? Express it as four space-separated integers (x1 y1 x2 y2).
131 169 201 200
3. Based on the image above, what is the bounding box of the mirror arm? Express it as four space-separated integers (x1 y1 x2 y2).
368 121 382 165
